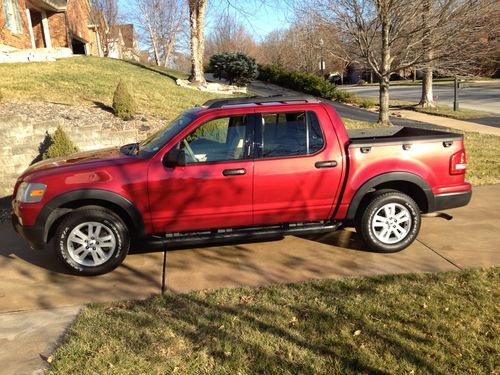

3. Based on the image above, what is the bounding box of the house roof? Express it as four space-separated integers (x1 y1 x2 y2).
109 24 136 49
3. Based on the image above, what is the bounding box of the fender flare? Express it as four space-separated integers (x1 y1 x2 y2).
36 189 146 242
345 172 435 222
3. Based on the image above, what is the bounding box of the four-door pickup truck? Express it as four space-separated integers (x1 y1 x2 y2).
12 96 472 275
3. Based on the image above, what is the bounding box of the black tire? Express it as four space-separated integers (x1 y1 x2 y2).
52 207 130 276
356 191 420 253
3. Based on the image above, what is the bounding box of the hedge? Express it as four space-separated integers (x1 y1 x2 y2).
257 64 356 103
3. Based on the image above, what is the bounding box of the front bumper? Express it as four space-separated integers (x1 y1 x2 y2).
434 189 472 211
11 214 45 249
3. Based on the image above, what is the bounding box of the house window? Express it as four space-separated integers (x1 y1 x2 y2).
2 0 23 34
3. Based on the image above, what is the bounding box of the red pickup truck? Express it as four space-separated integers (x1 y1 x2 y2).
12 96 471 275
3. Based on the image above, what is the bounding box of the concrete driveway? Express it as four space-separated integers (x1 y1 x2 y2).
1 185 499 373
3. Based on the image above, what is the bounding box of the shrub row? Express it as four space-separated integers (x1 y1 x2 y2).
257 64 357 103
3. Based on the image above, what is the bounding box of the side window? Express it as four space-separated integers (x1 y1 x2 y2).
261 111 324 158
181 115 250 163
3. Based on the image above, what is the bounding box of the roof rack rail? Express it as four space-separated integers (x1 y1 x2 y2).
202 95 320 109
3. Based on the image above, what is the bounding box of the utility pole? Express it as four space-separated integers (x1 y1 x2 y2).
453 76 459 111
319 38 325 78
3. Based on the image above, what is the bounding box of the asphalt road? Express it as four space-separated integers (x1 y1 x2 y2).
249 80 443 130
342 82 500 116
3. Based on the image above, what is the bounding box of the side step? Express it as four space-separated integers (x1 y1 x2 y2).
139 221 342 250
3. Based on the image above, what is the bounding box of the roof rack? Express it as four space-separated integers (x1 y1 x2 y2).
202 95 320 109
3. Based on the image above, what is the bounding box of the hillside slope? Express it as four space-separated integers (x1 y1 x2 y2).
0 57 221 120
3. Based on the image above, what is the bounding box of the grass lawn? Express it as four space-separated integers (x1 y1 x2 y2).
346 96 493 120
49 268 499 374
343 119 500 186
385 99 494 120
0 56 221 120
412 105 493 120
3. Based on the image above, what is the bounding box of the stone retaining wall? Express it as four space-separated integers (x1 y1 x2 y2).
0 115 139 197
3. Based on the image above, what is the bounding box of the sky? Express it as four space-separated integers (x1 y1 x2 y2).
205 0 293 40
119 0 293 44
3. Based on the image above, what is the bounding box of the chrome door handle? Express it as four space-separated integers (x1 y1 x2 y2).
315 161 338 168
222 168 246 176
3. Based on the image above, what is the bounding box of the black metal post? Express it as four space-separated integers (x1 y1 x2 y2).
453 76 459 111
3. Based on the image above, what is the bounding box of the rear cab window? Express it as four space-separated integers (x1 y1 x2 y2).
257 111 325 158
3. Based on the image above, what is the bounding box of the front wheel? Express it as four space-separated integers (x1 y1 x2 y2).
53 207 130 275
356 191 421 253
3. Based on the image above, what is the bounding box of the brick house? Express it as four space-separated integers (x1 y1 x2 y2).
0 0 103 58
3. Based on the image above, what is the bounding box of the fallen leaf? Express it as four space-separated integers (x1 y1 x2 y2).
46 355 53 363
353 330 362 336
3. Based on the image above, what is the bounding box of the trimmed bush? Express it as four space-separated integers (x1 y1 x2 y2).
332 89 357 104
112 80 136 120
208 52 258 86
42 126 79 160
358 98 377 109
257 64 337 99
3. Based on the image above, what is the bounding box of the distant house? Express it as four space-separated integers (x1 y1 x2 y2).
108 24 140 61
0 0 104 61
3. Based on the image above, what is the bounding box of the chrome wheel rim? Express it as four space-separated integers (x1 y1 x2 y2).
371 203 412 244
67 222 116 267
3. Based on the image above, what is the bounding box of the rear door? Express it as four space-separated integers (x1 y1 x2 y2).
252 106 344 225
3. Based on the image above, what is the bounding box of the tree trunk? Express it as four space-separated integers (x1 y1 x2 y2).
379 76 390 125
188 0 207 85
418 0 435 108
419 65 435 107
378 12 391 126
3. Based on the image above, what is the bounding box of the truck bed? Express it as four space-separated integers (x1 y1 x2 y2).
347 126 463 146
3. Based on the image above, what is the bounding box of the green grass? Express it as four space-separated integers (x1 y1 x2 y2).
0 56 221 120
49 268 499 374
385 99 494 120
412 105 493 120
387 100 493 120
343 119 500 185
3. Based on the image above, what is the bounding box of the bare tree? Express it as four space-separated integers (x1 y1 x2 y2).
205 14 259 59
306 0 491 125
90 0 119 56
188 0 208 84
132 0 185 66
258 12 350 77
418 0 499 107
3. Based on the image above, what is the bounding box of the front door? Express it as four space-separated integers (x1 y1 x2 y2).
148 114 255 233
253 108 344 225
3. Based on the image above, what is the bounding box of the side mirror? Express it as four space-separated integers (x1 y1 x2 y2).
163 148 186 168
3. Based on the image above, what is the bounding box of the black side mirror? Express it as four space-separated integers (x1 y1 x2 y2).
163 148 186 168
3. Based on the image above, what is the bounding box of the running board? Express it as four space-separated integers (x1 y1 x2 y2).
139 221 342 250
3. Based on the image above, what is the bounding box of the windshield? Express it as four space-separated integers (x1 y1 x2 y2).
138 114 194 157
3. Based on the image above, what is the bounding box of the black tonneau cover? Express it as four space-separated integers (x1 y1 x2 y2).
347 126 463 147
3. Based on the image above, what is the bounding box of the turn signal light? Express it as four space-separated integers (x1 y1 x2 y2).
450 150 467 175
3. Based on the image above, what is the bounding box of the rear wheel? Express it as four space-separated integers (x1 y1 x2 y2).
53 207 130 275
356 191 420 253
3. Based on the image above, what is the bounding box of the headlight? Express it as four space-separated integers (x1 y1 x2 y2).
16 182 47 203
